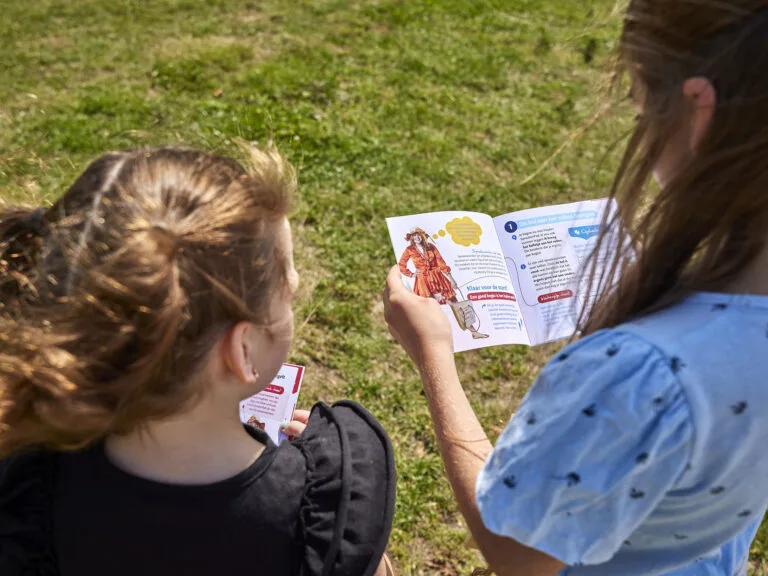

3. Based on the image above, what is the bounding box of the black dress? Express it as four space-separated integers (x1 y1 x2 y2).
0 401 396 576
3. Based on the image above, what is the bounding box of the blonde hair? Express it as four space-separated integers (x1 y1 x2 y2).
0 146 295 456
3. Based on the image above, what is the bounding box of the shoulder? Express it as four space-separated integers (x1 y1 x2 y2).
283 401 396 576
615 295 768 482
0 450 59 575
611 293 753 357
530 329 696 470
543 329 686 401
400 246 419 259
477 330 696 565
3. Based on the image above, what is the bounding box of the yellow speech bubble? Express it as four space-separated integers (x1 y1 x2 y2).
445 217 483 247
438 229 446 237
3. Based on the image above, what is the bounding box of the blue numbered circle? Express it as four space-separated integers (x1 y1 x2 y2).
504 221 518 234
511 234 517 240
520 264 527 270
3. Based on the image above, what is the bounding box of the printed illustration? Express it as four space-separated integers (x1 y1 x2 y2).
246 415 266 431
398 227 489 340
240 364 305 445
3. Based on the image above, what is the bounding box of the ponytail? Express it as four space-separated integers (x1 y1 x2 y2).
0 146 294 457
0 224 189 456
0 206 47 311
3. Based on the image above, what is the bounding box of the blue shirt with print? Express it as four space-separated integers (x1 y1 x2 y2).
476 293 768 575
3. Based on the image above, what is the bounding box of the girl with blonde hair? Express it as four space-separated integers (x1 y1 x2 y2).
0 147 395 576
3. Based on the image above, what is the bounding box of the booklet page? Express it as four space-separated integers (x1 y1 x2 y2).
240 363 305 445
493 199 614 345
387 211 530 352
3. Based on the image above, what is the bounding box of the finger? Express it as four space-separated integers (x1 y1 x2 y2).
281 420 307 437
291 409 311 424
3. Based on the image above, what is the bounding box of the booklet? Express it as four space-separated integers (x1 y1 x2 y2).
386 199 617 353
240 363 305 445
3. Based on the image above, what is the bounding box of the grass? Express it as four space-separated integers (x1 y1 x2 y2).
1 0 765 573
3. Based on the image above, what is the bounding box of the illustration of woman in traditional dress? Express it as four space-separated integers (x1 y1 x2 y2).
398 228 489 339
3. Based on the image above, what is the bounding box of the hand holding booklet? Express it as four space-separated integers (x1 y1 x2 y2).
386 199 616 353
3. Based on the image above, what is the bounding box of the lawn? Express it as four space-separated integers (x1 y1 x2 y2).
1 0 765 574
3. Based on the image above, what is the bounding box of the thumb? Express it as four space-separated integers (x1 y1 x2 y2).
387 265 407 294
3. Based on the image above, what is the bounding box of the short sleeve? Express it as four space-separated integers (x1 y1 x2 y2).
297 401 396 576
476 331 694 567
0 451 58 576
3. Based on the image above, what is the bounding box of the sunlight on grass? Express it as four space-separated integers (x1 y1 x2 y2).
2 1 765 573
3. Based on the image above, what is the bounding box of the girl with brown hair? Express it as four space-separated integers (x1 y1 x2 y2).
0 147 395 576
385 2 768 575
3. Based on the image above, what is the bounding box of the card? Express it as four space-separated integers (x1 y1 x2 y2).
239 363 305 445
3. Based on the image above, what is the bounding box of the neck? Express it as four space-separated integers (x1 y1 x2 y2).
105 387 264 485
725 241 768 296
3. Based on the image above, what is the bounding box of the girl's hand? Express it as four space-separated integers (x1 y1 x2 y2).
384 265 453 367
281 409 311 438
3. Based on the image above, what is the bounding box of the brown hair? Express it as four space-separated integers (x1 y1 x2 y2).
407 230 434 251
0 146 295 456
582 1 768 334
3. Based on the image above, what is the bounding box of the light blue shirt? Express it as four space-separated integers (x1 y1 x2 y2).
476 293 768 575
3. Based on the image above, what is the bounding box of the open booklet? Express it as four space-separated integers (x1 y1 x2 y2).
240 363 305 445
386 199 617 353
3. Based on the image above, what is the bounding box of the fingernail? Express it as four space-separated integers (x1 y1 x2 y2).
280 422 288 430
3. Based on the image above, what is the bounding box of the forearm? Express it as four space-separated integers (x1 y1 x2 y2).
418 349 493 539
419 349 492 488
417 349 563 576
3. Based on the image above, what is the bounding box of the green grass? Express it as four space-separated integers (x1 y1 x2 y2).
2 0 765 573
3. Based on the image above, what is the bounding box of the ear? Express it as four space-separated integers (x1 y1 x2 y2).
683 77 716 152
223 321 259 386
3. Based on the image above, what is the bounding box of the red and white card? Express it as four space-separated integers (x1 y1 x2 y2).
240 363 305 445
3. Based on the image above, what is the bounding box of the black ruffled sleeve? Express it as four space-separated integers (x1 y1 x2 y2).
297 401 396 576
0 451 58 576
